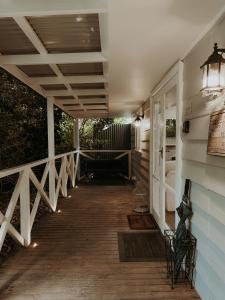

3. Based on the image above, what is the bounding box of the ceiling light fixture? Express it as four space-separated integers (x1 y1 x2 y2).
134 114 144 127
201 43 225 97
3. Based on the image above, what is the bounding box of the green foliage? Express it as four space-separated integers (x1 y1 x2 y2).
0 65 130 169
79 118 131 149
0 67 75 169
113 117 132 124
166 119 176 137
54 109 75 154
0 68 48 169
79 118 114 149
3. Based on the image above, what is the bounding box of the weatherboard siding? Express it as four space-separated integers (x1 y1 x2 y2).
182 14 225 300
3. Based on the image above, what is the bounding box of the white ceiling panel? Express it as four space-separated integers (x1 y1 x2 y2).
108 0 225 115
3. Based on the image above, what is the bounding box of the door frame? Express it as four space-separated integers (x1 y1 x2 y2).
149 61 184 231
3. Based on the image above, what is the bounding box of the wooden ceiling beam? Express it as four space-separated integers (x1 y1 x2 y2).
45 89 107 96
0 52 106 65
33 75 107 84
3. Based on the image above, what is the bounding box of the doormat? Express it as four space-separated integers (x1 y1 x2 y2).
127 214 158 230
118 231 166 262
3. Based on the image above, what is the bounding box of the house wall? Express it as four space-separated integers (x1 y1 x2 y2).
182 15 225 300
131 100 150 205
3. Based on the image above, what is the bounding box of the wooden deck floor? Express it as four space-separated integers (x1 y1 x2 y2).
0 185 200 300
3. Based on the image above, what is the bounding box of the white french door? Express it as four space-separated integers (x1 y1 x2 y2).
151 62 183 231
152 93 165 226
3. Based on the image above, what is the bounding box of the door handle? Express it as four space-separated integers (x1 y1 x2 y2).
159 147 163 158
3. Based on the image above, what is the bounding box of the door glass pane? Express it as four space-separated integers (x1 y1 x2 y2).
164 86 177 228
152 93 165 220
165 187 175 230
153 101 160 178
153 177 160 215
153 96 164 179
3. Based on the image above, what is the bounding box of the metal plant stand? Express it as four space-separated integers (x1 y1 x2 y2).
164 179 197 289
164 229 197 289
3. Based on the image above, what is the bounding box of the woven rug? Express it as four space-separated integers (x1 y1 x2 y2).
118 231 166 262
127 214 158 230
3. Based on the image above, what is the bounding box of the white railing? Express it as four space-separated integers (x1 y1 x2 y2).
0 150 79 252
79 150 132 180
0 149 131 253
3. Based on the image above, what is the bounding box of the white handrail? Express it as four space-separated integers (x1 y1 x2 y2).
0 150 78 178
80 149 131 152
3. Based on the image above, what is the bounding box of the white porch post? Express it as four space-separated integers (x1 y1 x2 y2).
20 169 31 246
73 119 80 182
70 119 79 187
47 98 56 211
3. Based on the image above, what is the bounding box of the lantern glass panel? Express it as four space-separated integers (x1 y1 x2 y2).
135 119 141 127
219 62 225 87
208 62 220 88
202 65 208 89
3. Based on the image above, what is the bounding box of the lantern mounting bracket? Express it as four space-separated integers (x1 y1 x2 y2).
214 43 225 54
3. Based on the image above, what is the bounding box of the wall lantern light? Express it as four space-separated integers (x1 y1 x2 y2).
134 114 144 127
201 43 225 97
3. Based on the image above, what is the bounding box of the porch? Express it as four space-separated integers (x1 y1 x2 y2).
0 185 199 300
1 1 225 299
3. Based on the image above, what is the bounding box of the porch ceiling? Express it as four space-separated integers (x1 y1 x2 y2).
0 1 108 119
0 0 225 118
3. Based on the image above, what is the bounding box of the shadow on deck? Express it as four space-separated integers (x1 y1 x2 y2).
0 185 199 300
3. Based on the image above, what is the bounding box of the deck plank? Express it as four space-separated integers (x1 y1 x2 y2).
0 185 200 300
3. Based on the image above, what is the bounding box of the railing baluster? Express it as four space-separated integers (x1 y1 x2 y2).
0 171 24 250
71 154 75 187
61 156 67 197
29 168 53 211
65 156 69 190
20 168 31 247
49 159 56 211
74 151 80 186
30 162 49 229
55 159 64 201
